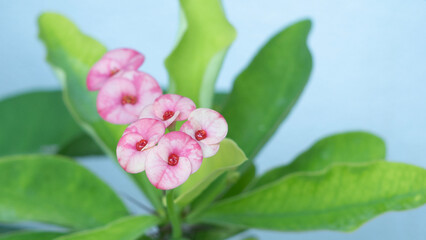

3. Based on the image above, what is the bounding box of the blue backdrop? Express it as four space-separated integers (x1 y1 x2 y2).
1 0 425 239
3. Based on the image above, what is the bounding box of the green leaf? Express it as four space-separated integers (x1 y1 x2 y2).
190 173 228 213
0 231 63 240
175 139 247 206
191 225 244 240
38 12 163 215
165 0 236 107
254 131 386 188
0 90 101 157
190 161 426 231
221 163 256 199
58 133 104 157
38 12 119 156
0 155 128 230
222 20 313 159
56 215 159 240
212 92 228 112
0 226 18 234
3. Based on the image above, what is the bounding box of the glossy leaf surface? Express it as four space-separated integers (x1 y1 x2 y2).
165 0 236 107
222 20 313 159
0 155 128 230
176 139 247 206
0 90 101 157
254 131 386 188
192 162 426 231
57 215 159 240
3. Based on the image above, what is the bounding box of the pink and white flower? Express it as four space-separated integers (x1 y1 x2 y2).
180 108 228 158
139 94 196 127
145 131 203 190
116 118 165 173
87 48 145 91
96 71 162 124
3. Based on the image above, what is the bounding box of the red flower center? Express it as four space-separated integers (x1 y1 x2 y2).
135 139 148 151
121 95 137 105
109 68 119 76
163 111 175 120
168 153 179 166
195 130 207 141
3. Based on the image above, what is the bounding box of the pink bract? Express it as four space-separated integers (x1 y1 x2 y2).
87 48 145 91
145 131 203 190
116 119 165 173
180 108 228 158
96 71 162 124
139 94 196 127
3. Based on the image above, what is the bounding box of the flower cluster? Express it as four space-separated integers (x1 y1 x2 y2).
87 48 162 124
88 48 228 190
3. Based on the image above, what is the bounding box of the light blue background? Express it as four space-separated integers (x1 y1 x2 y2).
1 0 425 239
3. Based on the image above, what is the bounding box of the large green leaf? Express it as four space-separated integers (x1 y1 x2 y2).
189 173 229 214
211 92 228 112
254 131 386 188
58 133 104 157
165 0 236 107
38 12 119 156
175 139 247 206
222 20 313 159
56 215 159 240
221 162 256 199
0 227 18 234
0 155 128 230
0 231 63 240
190 161 426 231
0 232 63 240
0 90 101 157
38 13 163 214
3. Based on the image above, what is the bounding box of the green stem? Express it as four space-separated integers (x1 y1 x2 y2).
167 121 177 132
166 189 182 239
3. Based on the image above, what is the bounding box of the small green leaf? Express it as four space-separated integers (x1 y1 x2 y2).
254 131 386 188
165 0 236 107
191 161 426 231
0 155 128 230
38 12 163 215
175 139 247 207
222 20 313 159
0 90 101 157
56 215 159 240
0 231 63 240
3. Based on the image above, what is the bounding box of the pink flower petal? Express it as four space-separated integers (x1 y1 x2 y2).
119 71 162 117
123 118 165 148
87 48 144 91
183 108 228 145
199 142 220 158
139 104 180 128
153 94 196 121
96 72 162 124
116 133 151 173
103 48 145 70
145 149 192 190
157 132 203 173
97 78 138 124
87 58 122 91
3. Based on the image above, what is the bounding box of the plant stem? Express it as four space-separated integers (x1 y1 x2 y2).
167 122 177 132
166 189 182 239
